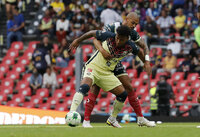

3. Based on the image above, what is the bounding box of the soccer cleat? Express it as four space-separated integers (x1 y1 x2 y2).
106 116 122 128
137 117 156 127
82 120 93 128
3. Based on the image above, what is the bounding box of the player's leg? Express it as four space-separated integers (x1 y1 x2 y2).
118 74 156 127
70 77 93 111
83 84 100 128
107 85 127 128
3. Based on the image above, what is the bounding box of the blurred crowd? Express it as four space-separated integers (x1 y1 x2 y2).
4 0 200 95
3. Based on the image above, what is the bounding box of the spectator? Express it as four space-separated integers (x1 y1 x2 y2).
7 7 24 48
70 12 85 39
131 55 143 77
177 55 191 78
189 41 200 59
56 39 70 68
38 35 54 59
170 0 185 17
69 0 84 13
187 12 198 34
194 22 200 47
100 6 122 26
156 75 174 116
174 8 186 35
6 14 15 49
157 9 174 35
32 46 51 75
50 0 65 16
56 14 69 43
167 35 181 55
38 9 54 38
5 0 17 17
146 1 160 21
43 66 57 96
64 5 74 21
157 49 177 75
144 16 159 46
29 67 43 95
150 48 162 79
191 53 200 73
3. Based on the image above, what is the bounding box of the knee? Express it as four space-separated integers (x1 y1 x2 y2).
116 91 128 102
78 84 90 95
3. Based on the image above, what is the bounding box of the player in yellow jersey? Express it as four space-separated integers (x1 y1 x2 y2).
69 25 145 128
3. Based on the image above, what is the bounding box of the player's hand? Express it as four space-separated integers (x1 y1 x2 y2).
101 49 113 60
69 39 80 51
144 61 152 76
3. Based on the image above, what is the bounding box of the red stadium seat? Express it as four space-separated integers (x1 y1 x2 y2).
53 89 66 99
131 78 143 88
47 97 60 105
142 106 150 113
176 58 185 67
139 72 149 80
53 44 59 53
127 69 137 79
6 100 18 106
172 86 178 94
179 87 192 95
36 88 49 98
12 63 25 73
179 105 191 112
15 81 29 90
0 93 7 102
175 93 187 102
155 72 168 79
23 48 33 59
0 86 13 94
30 95 43 104
176 80 189 89
105 92 116 100
18 87 31 96
191 80 200 90
39 103 51 110
187 73 199 83
56 74 67 85
69 76 76 88
62 83 75 96
122 62 130 69
12 94 26 104
149 47 162 57
6 71 20 80
18 56 30 65
68 59 76 69
28 41 40 50
2 56 15 65
11 41 23 50
167 79 174 86
6 49 19 58
150 79 158 88
0 71 4 79
23 73 32 82
61 66 73 78
23 102 35 108
190 89 199 103
171 72 184 82
1 78 14 88
82 45 93 54
55 103 68 111
136 86 148 95
121 107 133 113
0 63 9 73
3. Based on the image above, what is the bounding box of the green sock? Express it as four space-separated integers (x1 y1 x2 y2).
70 92 84 111
111 99 124 118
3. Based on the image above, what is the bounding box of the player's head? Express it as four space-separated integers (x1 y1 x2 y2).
124 12 139 29
115 25 131 47
13 7 19 15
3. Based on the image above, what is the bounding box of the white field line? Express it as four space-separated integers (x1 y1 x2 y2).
0 125 199 128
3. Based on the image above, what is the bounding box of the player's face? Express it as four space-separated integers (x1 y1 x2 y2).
127 17 139 29
115 34 129 47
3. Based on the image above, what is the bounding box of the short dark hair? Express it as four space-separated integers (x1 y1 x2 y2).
14 7 19 11
116 25 131 37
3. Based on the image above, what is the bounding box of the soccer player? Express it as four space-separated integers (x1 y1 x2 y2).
70 12 156 127
69 25 144 128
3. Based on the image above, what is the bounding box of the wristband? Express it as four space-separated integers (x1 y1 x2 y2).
145 55 150 61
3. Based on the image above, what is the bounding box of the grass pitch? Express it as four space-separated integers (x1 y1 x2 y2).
0 123 200 137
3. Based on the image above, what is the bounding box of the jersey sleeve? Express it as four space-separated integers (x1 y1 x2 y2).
128 41 139 55
130 30 141 42
96 30 116 42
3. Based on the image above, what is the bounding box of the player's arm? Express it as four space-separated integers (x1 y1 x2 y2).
69 30 115 50
93 38 113 60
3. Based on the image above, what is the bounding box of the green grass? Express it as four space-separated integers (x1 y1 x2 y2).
0 123 200 137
